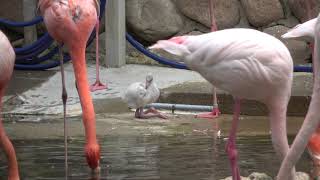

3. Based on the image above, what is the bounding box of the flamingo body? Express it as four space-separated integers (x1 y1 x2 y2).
38 0 100 171
150 28 295 179
151 29 293 101
0 30 19 179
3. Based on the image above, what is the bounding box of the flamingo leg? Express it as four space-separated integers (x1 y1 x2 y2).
196 1 220 119
0 89 20 180
196 87 220 119
59 46 68 179
225 98 241 180
90 19 107 92
135 107 167 119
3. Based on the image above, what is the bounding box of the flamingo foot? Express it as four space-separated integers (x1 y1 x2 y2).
135 107 168 119
310 158 320 179
195 107 220 119
85 142 101 173
90 80 107 92
225 140 241 180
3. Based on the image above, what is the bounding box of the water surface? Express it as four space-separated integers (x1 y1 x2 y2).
0 134 310 180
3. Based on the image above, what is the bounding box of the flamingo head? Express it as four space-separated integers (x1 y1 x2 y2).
145 73 153 88
85 142 101 173
281 18 316 42
149 36 191 57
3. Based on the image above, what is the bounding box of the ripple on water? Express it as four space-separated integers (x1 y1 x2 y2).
0 135 311 179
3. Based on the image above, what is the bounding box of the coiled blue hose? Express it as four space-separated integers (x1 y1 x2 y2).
126 33 189 70
1 0 313 72
294 65 312 72
12 0 107 70
0 16 43 27
14 33 53 54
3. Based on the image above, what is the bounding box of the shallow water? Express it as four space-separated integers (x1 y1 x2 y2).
0 134 311 180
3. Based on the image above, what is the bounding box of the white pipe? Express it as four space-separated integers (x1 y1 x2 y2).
145 103 217 112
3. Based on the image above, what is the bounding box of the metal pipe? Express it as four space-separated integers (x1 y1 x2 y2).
145 103 217 112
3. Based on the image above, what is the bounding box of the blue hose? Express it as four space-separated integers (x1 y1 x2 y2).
12 0 107 70
15 54 70 70
16 40 53 60
126 33 189 70
0 16 43 27
294 65 312 72
14 33 53 54
15 45 59 65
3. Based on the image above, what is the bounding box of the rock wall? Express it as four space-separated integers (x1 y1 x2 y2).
126 0 320 65
0 0 319 65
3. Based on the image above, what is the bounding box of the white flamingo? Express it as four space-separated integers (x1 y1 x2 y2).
149 28 295 179
277 14 320 180
124 74 167 119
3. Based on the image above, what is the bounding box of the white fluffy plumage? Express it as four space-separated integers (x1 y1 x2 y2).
123 74 160 109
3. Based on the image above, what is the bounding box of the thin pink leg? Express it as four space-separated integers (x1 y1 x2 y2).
196 87 220 119
208 0 218 32
225 98 241 180
90 19 107 92
196 1 220 119
135 107 167 119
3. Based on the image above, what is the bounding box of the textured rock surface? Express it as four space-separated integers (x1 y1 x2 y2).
263 25 310 65
175 0 240 29
288 0 320 22
240 0 284 27
126 0 184 42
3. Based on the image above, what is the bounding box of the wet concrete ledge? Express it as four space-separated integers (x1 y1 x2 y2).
2 64 313 117
159 73 312 117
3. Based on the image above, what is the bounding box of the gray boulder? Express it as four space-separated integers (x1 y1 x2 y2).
288 0 320 22
263 25 310 65
240 0 284 27
175 0 240 29
126 0 184 43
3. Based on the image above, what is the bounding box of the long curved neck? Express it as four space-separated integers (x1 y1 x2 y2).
0 89 19 179
277 15 320 180
70 45 97 143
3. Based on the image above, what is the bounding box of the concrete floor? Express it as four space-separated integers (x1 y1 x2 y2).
2 62 314 117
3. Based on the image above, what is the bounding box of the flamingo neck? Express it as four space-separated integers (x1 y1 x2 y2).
0 91 19 179
277 16 320 180
70 46 97 143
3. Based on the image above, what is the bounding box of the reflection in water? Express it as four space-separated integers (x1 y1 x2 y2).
0 135 311 179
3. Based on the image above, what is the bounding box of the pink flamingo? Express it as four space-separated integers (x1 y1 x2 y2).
38 0 101 174
277 13 320 180
149 28 295 179
0 30 19 180
195 0 221 119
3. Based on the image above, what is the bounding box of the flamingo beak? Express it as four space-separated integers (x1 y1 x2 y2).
148 43 162 50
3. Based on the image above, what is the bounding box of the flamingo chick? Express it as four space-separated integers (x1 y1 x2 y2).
124 74 167 119
0 31 19 179
149 29 295 179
